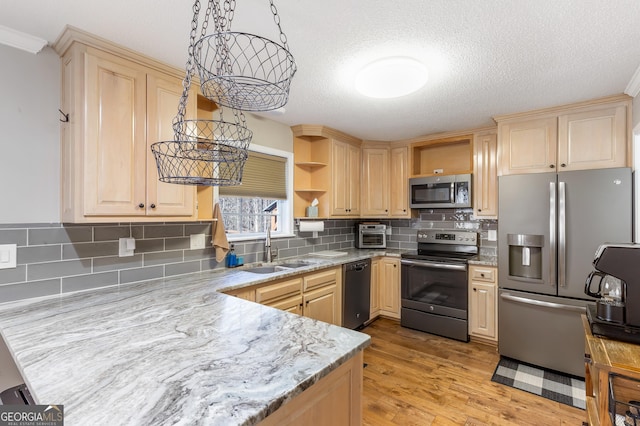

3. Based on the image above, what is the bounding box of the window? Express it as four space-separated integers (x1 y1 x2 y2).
218 145 293 240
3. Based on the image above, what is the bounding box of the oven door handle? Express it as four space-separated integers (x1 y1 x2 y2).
401 259 467 271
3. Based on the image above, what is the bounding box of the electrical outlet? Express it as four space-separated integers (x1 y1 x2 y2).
190 234 206 250
0 244 17 269
488 230 497 241
119 238 135 257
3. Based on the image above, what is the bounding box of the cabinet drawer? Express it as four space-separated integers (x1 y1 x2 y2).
303 268 339 292
256 278 302 304
470 266 496 283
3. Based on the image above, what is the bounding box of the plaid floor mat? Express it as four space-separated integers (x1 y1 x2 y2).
491 357 586 410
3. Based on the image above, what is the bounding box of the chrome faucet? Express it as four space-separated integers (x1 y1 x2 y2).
264 215 276 263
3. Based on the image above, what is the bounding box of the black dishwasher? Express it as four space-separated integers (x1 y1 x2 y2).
342 259 371 329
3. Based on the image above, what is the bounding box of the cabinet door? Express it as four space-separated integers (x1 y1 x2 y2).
146 73 196 217
84 49 147 216
331 140 360 216
331 140 349 215
370 259 380 317
304 284 339 325
379 258 400 319
469 282 496 340
347 144 361 216
361 148 389 216
498 117 557 175
474 133 498 217
268 295 304 316
389 146 409 217
557 105 627 171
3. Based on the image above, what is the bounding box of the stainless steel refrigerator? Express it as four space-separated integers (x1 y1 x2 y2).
498 167 632 377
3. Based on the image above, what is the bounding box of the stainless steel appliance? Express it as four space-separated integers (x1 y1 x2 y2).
409 174 472 209
0 384 34 405
355 223 387 249
342 259 371 329
498 167 632 377
585 243 640 345
401 229 478 342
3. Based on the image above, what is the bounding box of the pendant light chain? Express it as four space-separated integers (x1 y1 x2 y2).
269 0 288 51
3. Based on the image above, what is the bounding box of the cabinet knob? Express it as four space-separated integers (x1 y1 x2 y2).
480 273 485 277
473 288 477 291
150 204 156 209
393 264 397 268
403 209 406 212
478 209 482 212
549 164 555 169
560 163 566 168
138 203 145 208
385 209 388 213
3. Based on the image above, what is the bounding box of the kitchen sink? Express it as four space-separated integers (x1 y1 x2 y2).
278 261 314 269
243 260 317 274
244 265 289 274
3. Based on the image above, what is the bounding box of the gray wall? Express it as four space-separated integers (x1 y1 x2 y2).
0 45 60 223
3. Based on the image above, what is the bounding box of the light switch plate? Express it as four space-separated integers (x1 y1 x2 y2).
190 234 206 250
0 244 17 269
488 230 497 241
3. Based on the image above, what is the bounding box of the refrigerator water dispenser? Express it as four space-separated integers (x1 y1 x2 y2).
507 234 543 280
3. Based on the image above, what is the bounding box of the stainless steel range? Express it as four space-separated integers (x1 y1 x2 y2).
400 229 478 342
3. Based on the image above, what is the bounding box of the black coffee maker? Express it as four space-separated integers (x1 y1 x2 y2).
584 243 640 344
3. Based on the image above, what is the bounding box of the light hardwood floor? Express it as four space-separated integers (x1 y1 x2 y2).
361 318 585 425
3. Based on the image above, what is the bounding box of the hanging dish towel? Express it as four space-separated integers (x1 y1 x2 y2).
212 203 229 262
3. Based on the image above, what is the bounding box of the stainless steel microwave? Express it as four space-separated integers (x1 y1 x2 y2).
409 174 472 209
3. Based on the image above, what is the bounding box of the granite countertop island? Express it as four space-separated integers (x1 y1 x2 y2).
0 249 401 425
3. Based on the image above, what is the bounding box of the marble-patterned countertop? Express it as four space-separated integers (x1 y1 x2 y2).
468 254 498 267
0 249 400 425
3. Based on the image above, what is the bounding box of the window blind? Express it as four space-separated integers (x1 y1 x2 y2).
219 151 287 199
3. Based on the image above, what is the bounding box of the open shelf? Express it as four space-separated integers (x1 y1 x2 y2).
295 161 328 168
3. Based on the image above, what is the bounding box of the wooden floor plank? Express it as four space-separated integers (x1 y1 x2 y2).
361 318 585 425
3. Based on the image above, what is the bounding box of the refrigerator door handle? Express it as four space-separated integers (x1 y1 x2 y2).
549 182 557 287
500 292 586 314
558 181 566 287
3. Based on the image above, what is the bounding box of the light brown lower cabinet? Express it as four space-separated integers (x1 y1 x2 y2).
468 265 498 343
370 259 381 317
259 350 363 426
234 267 342 327
379 257 401 319
369 257 401 321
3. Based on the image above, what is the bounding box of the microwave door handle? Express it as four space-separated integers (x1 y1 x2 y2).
450 183 455 203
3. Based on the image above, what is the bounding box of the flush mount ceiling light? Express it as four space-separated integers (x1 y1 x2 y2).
355 57 428 99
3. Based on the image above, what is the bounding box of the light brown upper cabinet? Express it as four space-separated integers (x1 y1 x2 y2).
292 125 362 218
473 132 498 218
361 145 410 218
496 95 631 176
55 26 210 223
361 147 389 217
332 140 361 216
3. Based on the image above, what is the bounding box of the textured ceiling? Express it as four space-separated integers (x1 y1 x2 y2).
2 0 640 141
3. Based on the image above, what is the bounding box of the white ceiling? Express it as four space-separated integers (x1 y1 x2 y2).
2 0 640 141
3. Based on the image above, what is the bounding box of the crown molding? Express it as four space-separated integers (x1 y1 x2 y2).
625 63 640 97
0 25 47 54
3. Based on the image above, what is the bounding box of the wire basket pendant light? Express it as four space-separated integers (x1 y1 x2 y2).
195 0 297 111
151 0 252 186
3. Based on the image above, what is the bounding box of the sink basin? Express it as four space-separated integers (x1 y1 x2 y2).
244 260 316 274
244 265 289 274
278 261 314 269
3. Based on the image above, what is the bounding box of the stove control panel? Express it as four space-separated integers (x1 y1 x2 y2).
417 230 478 245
